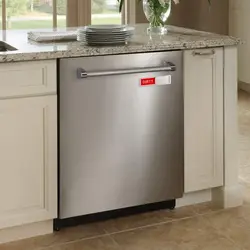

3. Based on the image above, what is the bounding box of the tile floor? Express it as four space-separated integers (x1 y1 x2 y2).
1 90 250 250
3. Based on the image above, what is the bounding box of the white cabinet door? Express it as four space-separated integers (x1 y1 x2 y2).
184 48 224 193
0 96 57 229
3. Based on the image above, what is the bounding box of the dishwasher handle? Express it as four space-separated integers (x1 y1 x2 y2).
77 62 176 79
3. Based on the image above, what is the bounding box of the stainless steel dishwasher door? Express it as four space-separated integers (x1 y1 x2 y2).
59 51 184 219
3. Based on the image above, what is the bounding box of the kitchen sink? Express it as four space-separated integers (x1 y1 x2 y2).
0 41 17 52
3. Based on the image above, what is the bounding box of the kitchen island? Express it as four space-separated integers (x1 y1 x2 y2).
0 24 241 243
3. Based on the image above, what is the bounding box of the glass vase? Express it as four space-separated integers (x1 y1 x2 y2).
143 0 171 35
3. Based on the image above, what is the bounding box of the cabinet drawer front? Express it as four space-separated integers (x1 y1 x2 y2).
0 60 56 99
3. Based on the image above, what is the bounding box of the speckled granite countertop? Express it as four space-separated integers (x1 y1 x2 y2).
0 24 240 63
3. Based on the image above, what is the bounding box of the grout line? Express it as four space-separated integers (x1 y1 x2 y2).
105 214 206 237
107 234 120 248
40 234 111 250
200 215 237 245
37 233 110 250
200 212 250 250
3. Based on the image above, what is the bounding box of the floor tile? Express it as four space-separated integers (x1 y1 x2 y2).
176 234 241 250
203 206 250 249
162 205 197 220
0 223 106 250
204 206 250 229
100 205 197 234
46 236 120 250
99 209 173 234
217 224 250 250
192 202 222 215
111 216 215 250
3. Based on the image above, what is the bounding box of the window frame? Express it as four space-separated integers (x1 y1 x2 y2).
1 0 133 30
1 0 61 30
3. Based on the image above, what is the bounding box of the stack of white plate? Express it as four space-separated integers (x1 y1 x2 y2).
77 25 135 46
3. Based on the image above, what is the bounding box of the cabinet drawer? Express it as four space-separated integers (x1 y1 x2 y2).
0 60 56 99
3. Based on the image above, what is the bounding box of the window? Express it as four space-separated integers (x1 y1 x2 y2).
0 0 131 30
1 0 66 30
91 0 122 25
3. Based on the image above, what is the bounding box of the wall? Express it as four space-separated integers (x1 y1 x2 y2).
136 0 229 35
229 0 250 89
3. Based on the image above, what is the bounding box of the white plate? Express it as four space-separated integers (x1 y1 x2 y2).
78 26 135 34
84 31 132 35
77 37 127 41
82 34 132 39
79 41 127 46
87 40 127 44
77 38 130 43
87 40 127 43
85 36 129 40
84 36 130 40
87 27 134 34
87 42 126 46
87 40 126 43
79 34 131 39
86 24 127 30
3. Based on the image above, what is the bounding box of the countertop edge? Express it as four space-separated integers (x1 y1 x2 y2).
0 42 239 63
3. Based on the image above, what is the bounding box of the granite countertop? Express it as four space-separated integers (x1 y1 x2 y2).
0 24 240 63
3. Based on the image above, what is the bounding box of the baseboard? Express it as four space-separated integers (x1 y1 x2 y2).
238 81 250 93
176 189 211 208
0 220 53 244
212 184 243 208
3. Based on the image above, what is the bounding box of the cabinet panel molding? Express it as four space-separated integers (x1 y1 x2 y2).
184 48 224 192
0 60 56 99
0 96 57 229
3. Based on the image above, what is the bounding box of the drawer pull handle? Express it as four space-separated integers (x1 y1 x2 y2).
192 49 215 56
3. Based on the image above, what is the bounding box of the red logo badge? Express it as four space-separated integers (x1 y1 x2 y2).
140 77 156 86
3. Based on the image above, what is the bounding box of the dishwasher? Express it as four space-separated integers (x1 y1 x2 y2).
57 51 184 228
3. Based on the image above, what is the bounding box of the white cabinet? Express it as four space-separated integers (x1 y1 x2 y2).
184 48 224 193
0 96 57 229
0 60 57 230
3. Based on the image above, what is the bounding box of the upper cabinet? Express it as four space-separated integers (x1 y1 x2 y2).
184 48 224 193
